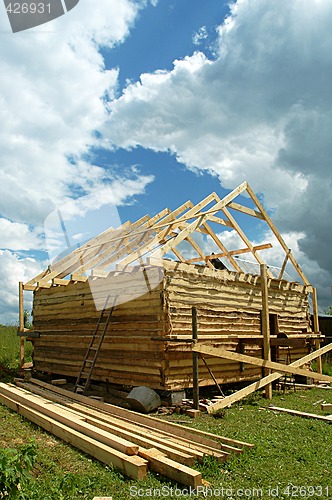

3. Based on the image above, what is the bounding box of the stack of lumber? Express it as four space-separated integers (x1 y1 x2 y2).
0 379 253 486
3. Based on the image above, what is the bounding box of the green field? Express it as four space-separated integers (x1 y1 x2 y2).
1 325 332 499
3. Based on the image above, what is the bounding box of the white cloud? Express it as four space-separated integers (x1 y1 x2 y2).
193 26 208 46
0 219 41 251
0 0 155 323
0 0 152 226
102 0 332 307
0 251 44 324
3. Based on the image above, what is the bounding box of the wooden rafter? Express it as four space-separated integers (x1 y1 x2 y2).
221 206 274 279
245 184 310 285
187 243 273 263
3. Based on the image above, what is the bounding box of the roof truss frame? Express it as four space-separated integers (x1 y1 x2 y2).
24 182 311 290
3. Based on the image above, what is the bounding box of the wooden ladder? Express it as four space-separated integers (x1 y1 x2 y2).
74 295 114 394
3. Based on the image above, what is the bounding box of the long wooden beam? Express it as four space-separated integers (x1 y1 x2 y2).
27 378 253 449
206 342 332 413
90 208 172 273
261 264 272 398
0 384 139 456
187 243 273 263
226 202 265 220
246 184 310 285
0 392 147 480
139 448 202 488
18 281 25 367
222 206 273 278
268 406 332 423
312 287 322 374
192 345 332 383
10 382 196 466
16 381 234 458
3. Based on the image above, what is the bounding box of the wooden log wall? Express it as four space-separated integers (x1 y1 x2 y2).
161 261 312 390
31 262 312 391
32 270 168 389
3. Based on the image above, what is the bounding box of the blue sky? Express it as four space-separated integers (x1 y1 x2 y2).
106 0 226 87
0 0 331 323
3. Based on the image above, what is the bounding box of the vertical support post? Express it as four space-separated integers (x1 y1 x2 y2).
312 288 322 374
260 264 272 399
192 306 199 410
19 281 25 368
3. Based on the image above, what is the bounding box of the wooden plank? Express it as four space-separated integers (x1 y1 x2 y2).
226 202 265 220
204 214 233 227
81 415 200 465
22 284 37 291
77 408 227 462
223 207 273 278
0 392 148 480
268 405 332 423
261 264 272 399
33 217 148 286
52 278 71 286
321 403 332 411
139 448 202 488
27 219 134 285
206 342 332 413
192 307 199 410
12 381 232 469
277 249 291 281
19 281 25 368
90 270 110 278
70 274 88 282
246 184 310 285
151 185 248 264
0 384 139 456
187 244 273 263
312 288 322 374
154 215 208 259
93 209 171 272
16 381 232 458
203 182 249 215
115 204 192 269
19 281 24 332
12 382 199 465
185 235 214 270
200 219 243 273
153 194 217 231
192 345 332 383
27 378 252 449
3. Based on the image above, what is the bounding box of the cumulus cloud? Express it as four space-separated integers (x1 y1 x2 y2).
0 219 41 251
0 251 44 324
0 0 155 323
0 0 149 225
103 0 332 306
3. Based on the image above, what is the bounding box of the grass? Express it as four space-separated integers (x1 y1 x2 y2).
0 325 32 372
0 325 332 499
313 353 332 377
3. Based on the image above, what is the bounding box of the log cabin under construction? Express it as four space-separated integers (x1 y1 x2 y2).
19 182 323 392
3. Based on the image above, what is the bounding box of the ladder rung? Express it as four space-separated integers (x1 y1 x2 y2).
75 298 114 391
